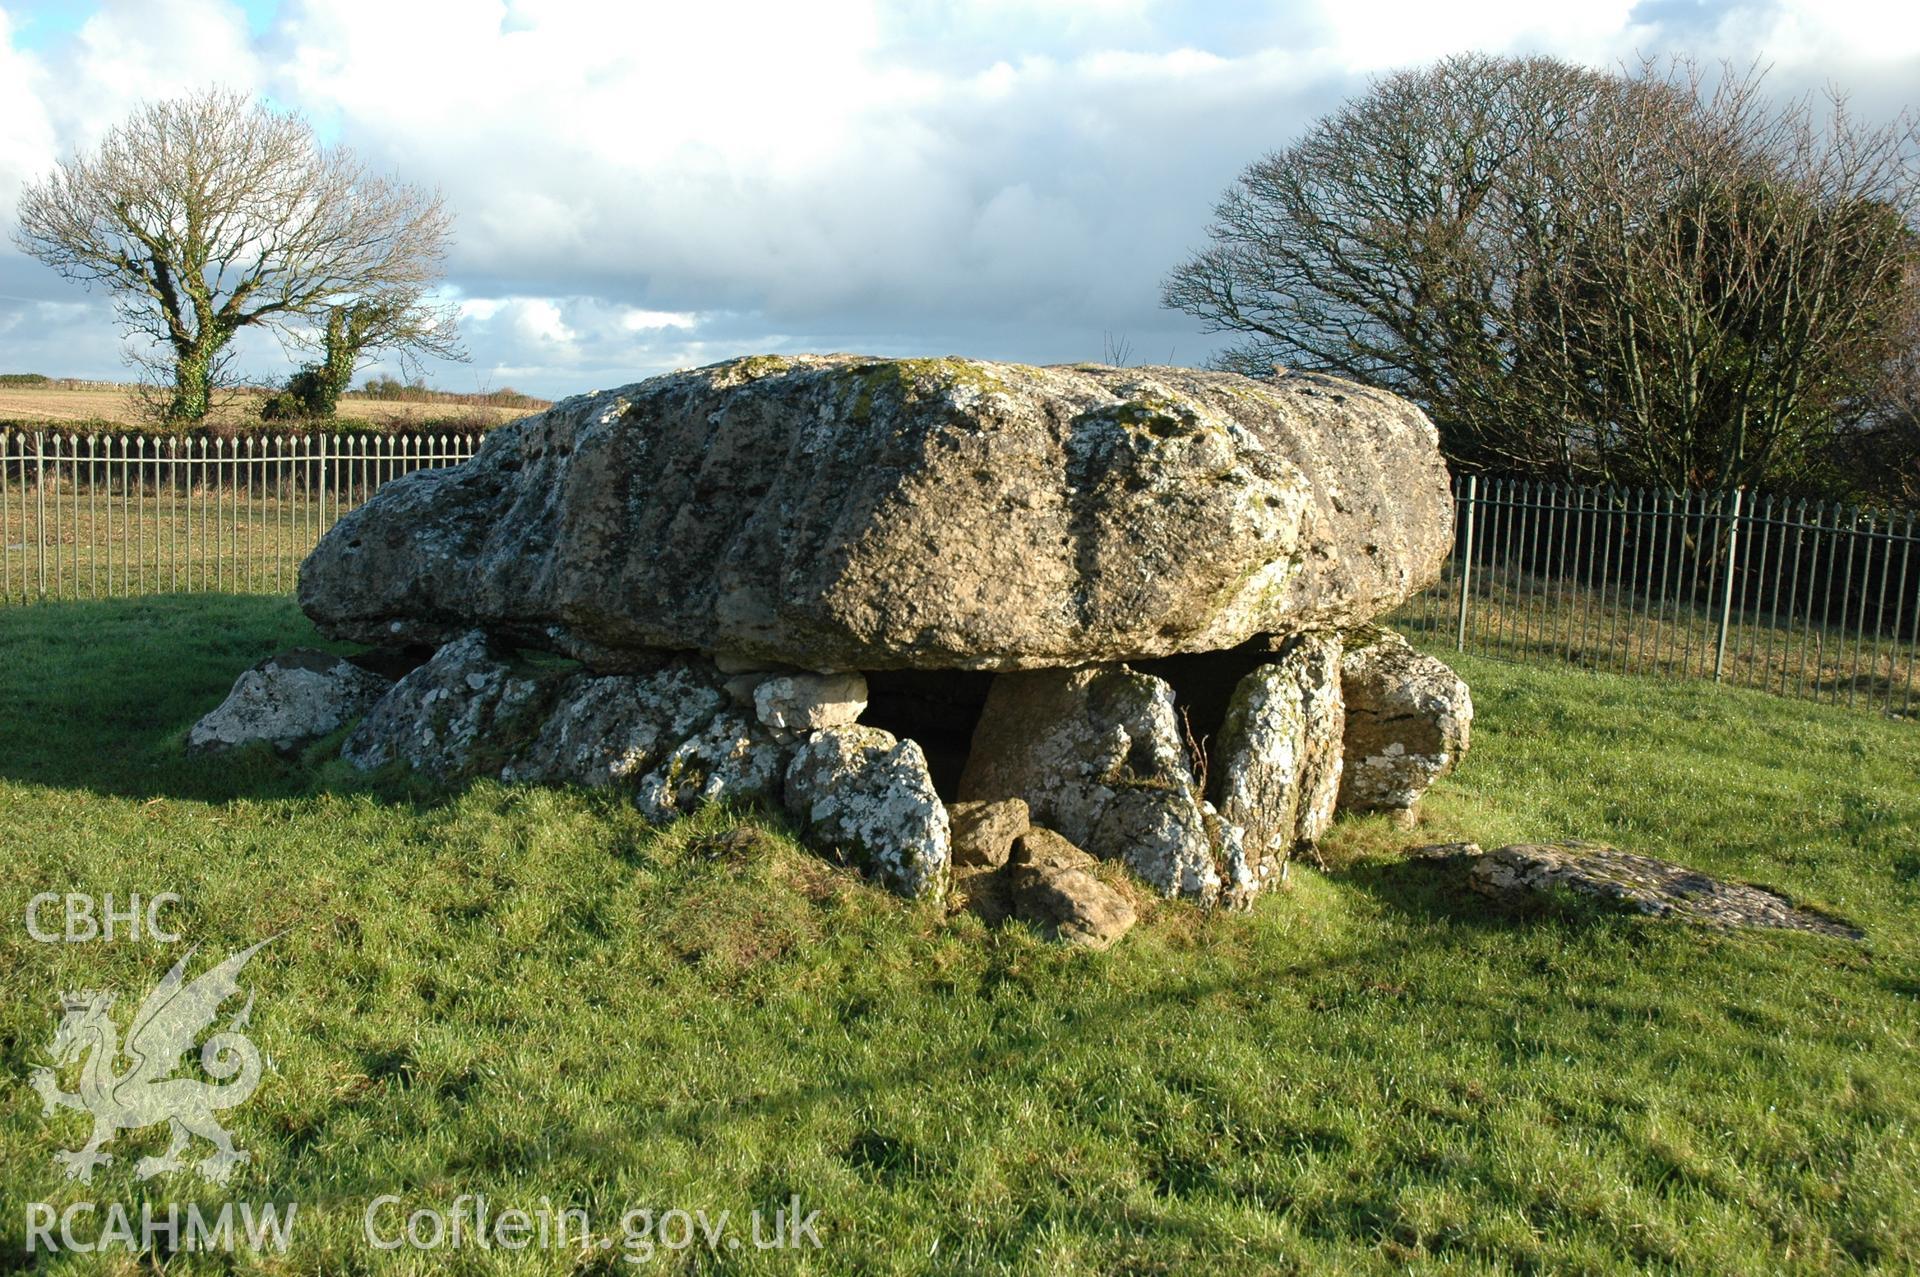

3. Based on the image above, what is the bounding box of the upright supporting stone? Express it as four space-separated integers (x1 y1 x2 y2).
1209 633 1345 903
1337 627 1471 820
502 663 728 789
784 725 950 899
635 712 791 822
188 648 392 755
341 631 555 778
959 665 1219 902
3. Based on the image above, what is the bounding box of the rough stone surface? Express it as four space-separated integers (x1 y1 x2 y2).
501 662 728 788
753 672 868 731
723 673 765 706
188 648 391 754
1210 633 1345 902
1407 841 1483 862
300 355 1453 672
1011 826 1099 873
1008 828 1137 949
959 665 1219 901
784 725 950 899
948 798 1030 869
341 632 552 778
1464 841 1863 938
634 711 792 823
1338 627 1472 813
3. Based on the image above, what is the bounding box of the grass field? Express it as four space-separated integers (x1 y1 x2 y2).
2 596 1917 1273
1392 576 1920 717
0 386 538 429
4 492 339 600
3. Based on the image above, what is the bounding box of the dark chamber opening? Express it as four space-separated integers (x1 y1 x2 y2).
859 668 998 800
859 634 1297 801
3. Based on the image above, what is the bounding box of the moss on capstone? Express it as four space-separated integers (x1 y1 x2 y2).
1101 395 1189 437
1100 765 1184 794
1340 623 1388 652
657 749 694 798
1083 394 1238 452
1214 381 1285 408
834 358 1011 424
715 355 795 387
1207 553 1300 621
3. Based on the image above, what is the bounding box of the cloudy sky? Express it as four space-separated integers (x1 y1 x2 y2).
1 0 1916 400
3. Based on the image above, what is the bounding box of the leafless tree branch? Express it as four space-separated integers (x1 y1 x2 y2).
1163 54 1920 492
13 87 459 425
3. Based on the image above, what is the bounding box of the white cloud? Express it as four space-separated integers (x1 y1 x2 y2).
457 297 508 323
621 308 698 332
1304 0 1641 72
1730 0 1920 67
61 0 263 141
0 7 56 219
0 0 1915 395
508 298 573 347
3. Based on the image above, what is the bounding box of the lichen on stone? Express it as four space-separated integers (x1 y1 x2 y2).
634 711 790 824
835 356 1011 424
784 725 950 899
1210 633 1345 902
959 664 1221 902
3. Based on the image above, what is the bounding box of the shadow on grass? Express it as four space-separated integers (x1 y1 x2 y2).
1336 852 1639 937
0 593 426 805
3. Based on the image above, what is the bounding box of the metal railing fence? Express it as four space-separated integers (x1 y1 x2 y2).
4 435 1916 719
1 430 480 603
1390 476 1919 718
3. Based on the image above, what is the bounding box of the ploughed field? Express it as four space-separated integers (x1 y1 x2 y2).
0 384 539 429
1 595 1915 1274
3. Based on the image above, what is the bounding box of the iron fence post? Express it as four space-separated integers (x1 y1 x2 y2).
1714 486 1743 682
1455 473 1476 652
33 430 46 599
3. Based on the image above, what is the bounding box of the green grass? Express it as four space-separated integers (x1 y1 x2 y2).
4 490 326 602
1392 573 1919 717
2 476 441 605
2 596 1917 1274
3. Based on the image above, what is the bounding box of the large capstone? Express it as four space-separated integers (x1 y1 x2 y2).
299 356 1453 672
958 665 1219 901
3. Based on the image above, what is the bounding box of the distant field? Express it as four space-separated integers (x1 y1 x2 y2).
0 385 542 428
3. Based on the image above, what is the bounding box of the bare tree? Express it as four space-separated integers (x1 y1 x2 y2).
1834 276 1920 506
266 290 465 420
1164 55 1920 491
13 87 458 424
